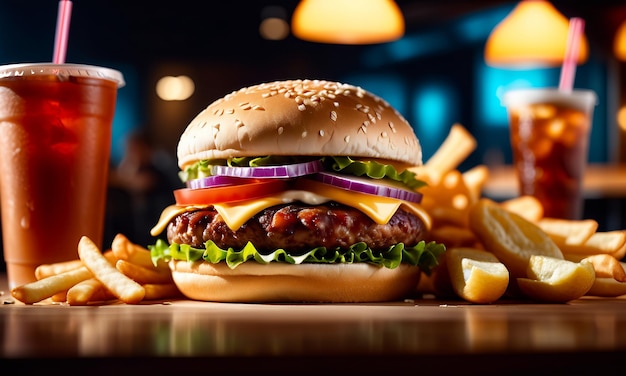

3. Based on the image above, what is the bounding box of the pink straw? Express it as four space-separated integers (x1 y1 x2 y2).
52 0 73 64
558 17 585 92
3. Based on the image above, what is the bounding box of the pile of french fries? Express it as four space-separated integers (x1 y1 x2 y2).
412 123 626 301
11 234 181 305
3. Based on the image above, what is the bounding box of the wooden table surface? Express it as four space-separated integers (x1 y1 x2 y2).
2 273 626 374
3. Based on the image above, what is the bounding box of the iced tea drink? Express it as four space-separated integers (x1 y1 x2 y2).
0 63 124 288
502 88 596 220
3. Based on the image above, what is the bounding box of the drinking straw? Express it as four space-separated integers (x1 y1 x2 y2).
558 17 585 92
52 0 73 64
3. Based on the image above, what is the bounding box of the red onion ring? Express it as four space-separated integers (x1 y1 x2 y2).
312 172 423 203
211 160 323 179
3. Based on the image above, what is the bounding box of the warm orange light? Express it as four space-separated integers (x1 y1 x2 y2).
617 106 626 132
156 75 195 101
614 20 626 61
485 0 588 68
291 0 404 45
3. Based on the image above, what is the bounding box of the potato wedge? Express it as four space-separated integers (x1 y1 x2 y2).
469 199 563 278
446 247 509 304
517 255 595 303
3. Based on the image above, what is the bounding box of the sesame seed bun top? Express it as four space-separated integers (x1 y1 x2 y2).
176 79 423 169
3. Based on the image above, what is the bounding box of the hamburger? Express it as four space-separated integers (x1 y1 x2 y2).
150 79 445 302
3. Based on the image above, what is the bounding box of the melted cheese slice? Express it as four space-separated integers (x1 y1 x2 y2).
150 181 432 236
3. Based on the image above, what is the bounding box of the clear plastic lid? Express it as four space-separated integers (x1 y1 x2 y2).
0 63 125 88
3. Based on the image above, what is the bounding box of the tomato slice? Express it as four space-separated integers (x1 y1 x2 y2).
174 179 288 205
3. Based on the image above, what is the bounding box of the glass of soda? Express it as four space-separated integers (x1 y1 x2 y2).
0 63 125 289
502 88 597 220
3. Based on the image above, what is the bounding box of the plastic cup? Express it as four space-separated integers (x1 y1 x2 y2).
502 88 597 220
0 63 125 289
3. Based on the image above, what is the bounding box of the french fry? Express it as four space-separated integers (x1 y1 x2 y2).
116 259 173 285
78 236 146 304
418 123 477 184
462 165 489 202
143 283 182 300
587 277 626 297
499 196 544 223
559 230 626 255
51 291 68 302
66 278 107 306
612 242 626 261
11 266 93 304
112 233 168 271
35 259 84 280
537 218 598 247
34 250 116 280
430 225 478 248
565 254 626 282
420 170 473 228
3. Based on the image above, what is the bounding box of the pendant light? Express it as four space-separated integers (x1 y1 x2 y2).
484 0 588 68
291 0 405 45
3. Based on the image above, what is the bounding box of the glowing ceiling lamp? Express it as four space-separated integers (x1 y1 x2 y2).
484 0 588 68
291 0 404 45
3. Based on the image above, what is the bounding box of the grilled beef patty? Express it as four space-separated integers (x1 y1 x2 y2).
166 202 427 254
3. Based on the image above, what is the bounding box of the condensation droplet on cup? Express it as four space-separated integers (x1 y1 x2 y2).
21 200 34 229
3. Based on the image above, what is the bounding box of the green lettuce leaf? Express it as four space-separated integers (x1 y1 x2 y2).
324 156 425 189
149 239 445 275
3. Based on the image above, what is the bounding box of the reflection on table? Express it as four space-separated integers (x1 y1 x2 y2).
3 279 626 374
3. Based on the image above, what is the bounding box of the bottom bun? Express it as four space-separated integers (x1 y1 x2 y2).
170 260 422 303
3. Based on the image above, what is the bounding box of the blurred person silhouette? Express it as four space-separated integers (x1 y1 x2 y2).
106 129 180 247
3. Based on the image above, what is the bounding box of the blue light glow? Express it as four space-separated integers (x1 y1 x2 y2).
411 82 458 160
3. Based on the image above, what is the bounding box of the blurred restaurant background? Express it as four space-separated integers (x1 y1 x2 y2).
1 0 626 268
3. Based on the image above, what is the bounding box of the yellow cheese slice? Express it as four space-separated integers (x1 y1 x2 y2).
213 197 285 231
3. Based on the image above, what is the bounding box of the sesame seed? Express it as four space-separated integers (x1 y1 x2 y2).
344 135 350 143
298 104 306 111
357 105 370 114
235 119 244 128
389 122 397 133
277 127 284 135
253 105 265 111
381 131 388 138
301 131 308 138
319 129 325 137
359 125 367 134
330 110 337 121
226 109 234 114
